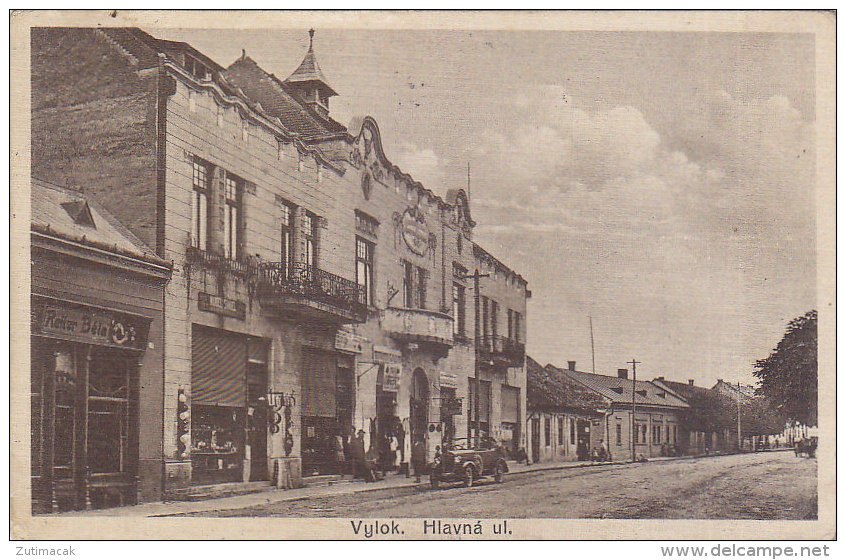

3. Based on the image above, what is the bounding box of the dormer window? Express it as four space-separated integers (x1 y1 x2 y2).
184 55 208 81
610 387 624 394
61 200 95 228
636 389 648 397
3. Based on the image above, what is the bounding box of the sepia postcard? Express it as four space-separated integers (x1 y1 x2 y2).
9 9 836 541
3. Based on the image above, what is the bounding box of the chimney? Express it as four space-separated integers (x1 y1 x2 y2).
657 376 664 380
688 379 694 386
567 361 576 371
617 368 628 379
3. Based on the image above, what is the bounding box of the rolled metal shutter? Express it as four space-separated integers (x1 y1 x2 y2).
301 349 337 417
191 327 246 407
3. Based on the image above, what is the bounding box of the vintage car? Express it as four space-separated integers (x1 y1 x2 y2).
429 437 509 489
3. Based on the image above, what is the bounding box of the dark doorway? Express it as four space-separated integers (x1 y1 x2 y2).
577 419 590 461
409 368 429 448
531 417 540 463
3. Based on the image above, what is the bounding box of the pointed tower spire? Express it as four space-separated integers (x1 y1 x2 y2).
284 28 338 119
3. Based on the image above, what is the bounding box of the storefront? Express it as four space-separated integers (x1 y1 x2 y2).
31 298 152 512
30 180 171 513
438 372 461 444
500 385 521 456
190 326 269 484
300 347 354 476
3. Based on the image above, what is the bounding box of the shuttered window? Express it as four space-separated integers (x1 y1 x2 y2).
301 349 337 417
500 385 520 424
191 327 246 407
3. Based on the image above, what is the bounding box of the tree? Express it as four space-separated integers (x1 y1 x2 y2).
753 310 817 426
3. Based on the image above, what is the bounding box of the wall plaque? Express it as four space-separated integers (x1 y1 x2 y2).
198 292 246 320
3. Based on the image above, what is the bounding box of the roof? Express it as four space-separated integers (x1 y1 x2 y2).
526 357 607 415
225 55 347 139
560 367 689 409
31 178 168 266
283 31 338 96
651 378 712 402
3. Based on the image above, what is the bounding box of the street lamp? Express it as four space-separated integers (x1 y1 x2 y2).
457 268 489 448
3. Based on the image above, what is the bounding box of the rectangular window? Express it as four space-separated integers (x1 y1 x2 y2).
558 417 564 445
356 237 374 306
653 425 661 444
191 159 209 251
355 210 379 238
280 200 295 279
482 296 490 342
507 309 514 340
641 424 647 444
570 418 576 445
223 173 242 260
416 266 427 309
544 418 551 447
452 283 466 337
403 261 414 308
616 423 622 446
490 300 499 340
303 212 318 270
514 312 522 343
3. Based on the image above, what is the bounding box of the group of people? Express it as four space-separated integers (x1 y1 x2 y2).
330 422 429 483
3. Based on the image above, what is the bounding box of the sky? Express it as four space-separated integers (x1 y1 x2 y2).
151 27 817 388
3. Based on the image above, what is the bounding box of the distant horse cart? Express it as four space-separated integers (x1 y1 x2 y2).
794 437 817 458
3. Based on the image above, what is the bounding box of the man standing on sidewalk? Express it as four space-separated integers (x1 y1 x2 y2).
412 437 426 482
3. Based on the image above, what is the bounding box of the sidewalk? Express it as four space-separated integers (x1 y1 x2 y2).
56 452 747 518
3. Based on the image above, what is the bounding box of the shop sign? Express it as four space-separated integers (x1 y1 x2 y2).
442 396 463 416
439 371 457 389
38 303 148 350
198 292 246 320
335 329 366 354
381 363 401 392
401 206 430 256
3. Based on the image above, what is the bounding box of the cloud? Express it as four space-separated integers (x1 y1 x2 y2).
392 141 445 192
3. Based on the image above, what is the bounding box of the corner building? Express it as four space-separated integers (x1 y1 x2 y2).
31 27 530 495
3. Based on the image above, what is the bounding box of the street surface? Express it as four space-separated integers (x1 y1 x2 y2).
179 451 816 519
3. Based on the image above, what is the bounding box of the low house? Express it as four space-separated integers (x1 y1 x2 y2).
526 357 605 463
556 365 689 461
711 379 785 450
651 377 737 455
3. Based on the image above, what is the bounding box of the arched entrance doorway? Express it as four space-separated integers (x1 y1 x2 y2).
409 368 429 447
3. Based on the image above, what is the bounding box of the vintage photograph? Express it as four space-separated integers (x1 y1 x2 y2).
10 10 835 540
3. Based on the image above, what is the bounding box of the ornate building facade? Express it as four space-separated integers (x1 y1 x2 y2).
30 26 529 502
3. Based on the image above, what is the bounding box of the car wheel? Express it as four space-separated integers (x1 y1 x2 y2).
462 465 474 488
494 463 505 483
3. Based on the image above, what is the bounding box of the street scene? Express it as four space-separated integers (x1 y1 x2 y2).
171 451 815 520
19 15 823 536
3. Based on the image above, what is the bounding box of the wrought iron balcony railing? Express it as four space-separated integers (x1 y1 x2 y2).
185 246 261 279
479 334 525 365
256 262 366 316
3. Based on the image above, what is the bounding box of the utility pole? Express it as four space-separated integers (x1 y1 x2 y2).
460 269 489 447
589 316 596 374
628 358 640 462
736 382 742 451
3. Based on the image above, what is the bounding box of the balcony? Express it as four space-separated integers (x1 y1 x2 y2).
256 262 367 324
382 307 454 348
479 334 525 367
185 246 261 279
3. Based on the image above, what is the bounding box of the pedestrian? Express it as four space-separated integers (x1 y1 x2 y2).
332 430 345 475
411 437 426 482
351 429 366 480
